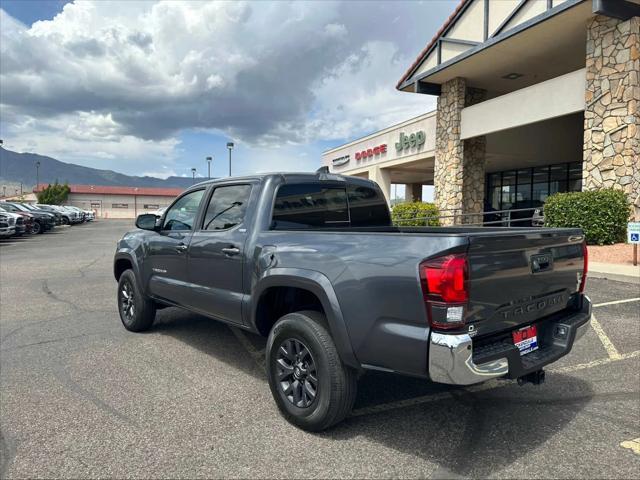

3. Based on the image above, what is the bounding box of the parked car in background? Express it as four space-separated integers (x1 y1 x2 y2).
0 202 54 234
0 206 33 235
23 203 62 225
60 205 82 224
82 209 95 221
33 204 66 225
0 211 16 238
63 206 86 223
0 202 35 234
153 206 167 217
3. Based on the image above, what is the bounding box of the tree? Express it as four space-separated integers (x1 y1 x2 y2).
37 181 70 205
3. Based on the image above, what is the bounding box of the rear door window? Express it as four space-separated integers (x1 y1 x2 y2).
202 185 252 231
272 183 349 229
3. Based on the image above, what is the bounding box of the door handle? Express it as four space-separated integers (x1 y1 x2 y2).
176 243 188 252
221 246 240 256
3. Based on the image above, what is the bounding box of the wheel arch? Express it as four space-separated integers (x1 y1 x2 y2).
250 268 359 369
114 251 143 290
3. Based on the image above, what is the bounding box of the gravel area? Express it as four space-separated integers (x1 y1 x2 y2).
589 243 638 265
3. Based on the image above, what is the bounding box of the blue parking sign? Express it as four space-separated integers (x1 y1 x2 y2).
628 222 640 244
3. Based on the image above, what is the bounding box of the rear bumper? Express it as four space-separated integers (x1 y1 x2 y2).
428 295 592 385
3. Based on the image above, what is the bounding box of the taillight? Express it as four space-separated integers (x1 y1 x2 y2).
579 242 588 293
419 254 469 330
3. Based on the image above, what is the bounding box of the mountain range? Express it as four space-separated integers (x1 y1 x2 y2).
0 148 198 191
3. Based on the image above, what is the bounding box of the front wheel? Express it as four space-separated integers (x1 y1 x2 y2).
32 221 42 234
266 311 357 431
117 269 156 332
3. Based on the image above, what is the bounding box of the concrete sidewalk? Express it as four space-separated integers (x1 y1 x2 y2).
590 261 640 284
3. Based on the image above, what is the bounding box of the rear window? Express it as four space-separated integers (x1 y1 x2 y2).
272 184 349 229
347 184 391 227
271 182 390 229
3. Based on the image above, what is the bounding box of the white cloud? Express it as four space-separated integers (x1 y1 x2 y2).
0 1 449 173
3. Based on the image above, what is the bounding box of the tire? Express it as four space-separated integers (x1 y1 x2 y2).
62 217 70 226
32 221 42 234
266 311 357 431
117 269 156 332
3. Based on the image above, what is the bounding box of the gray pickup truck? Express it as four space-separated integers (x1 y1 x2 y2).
114 170 591 431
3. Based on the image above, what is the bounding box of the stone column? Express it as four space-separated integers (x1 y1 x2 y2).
369 165 391 205
434 78 487 225
584 15 639 219
406 183 423 202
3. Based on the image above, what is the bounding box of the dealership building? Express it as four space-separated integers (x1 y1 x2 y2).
322 0 639 223
34 184 182 219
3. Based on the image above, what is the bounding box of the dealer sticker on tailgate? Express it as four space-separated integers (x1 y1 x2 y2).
513 325 538 356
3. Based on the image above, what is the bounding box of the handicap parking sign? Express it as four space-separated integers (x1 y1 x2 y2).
628 222 640 244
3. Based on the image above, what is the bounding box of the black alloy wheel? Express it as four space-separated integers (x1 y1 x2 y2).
116 269 156 332
266 311 357 431
119 279 135 324
275 338 318 408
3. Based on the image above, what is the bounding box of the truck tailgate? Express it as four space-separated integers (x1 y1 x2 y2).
466 228 585 338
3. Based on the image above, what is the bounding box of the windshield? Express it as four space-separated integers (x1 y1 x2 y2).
7 203 29 212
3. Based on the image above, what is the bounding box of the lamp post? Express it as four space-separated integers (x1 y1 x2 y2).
226 142 234 176
36 160 41 189
206 156 212 179
191 167 197 183
2 185 5 198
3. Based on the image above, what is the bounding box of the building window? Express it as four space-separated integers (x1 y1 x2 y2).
112 203 129 208
143 204 160 209
485 161 582 212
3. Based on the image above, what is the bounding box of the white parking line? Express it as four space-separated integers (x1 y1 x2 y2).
620 437 640 456
590 313 622 360
229 316 638 419
593 298 640 308
350 350 640 418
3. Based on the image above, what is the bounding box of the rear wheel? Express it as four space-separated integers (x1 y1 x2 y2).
266 311 357 431
117 269 156 332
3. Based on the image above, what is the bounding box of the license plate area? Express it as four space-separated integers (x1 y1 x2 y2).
512 325 538 356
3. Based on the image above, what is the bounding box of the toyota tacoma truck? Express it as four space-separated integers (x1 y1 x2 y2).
114 170 591 431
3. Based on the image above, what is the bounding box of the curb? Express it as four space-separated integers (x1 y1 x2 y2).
589 262 640 285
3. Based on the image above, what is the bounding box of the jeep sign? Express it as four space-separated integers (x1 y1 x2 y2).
395 131 425 152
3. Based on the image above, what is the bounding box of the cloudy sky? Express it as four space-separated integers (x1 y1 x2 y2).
0 0 454 179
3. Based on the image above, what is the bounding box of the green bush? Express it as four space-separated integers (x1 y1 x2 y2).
37 181 70 205
391 202 440 226
544 189 629 245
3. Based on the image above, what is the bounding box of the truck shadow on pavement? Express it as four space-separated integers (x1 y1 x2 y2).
330 372 597 478
155 308 597 478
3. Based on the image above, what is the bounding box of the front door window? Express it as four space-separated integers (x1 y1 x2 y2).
162 190 205 231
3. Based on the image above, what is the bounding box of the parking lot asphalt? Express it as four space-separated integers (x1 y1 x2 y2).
1 220 639 479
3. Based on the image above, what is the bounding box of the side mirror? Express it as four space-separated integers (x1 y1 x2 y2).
135 213 159 231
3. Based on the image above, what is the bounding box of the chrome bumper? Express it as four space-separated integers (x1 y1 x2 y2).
428 332 509 385
429 296 591 386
